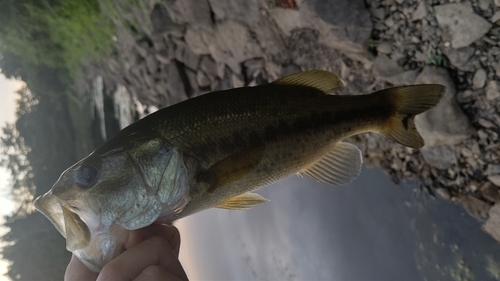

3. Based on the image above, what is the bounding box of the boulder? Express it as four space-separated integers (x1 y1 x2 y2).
442 46 475 72
434 3 492 48
414 66 473 147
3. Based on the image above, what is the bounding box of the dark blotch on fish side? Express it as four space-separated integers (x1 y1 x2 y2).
402 114 413 130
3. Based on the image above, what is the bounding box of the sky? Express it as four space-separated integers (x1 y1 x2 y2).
0 72 24 281
176 167 421 280
176 167 500 281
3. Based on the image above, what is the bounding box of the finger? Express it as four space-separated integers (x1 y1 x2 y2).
162 224 181 257
125 224 181 256
134 265 187 281
97 236 187 281
64 255 98 281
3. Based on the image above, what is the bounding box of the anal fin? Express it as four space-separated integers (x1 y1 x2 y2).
216 193 269 210
300 142 362 185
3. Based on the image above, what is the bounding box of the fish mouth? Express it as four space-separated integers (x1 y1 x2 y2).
34 192 127 272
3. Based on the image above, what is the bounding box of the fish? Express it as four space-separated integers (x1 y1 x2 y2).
34 70 444 272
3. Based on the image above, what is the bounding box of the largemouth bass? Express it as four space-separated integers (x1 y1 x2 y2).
34 70 444 272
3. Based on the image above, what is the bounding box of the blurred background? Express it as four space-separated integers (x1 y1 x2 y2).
0 0 499 280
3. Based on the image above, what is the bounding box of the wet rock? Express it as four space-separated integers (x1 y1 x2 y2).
150 3 176 34
165 63 188 105
484 203 500 242
481 182 500 203
196 70 211 87
207 0 259 27
185 68 199 97
479 0 491 11
135 44 149 59
495 61 500 78
489 175 500 187
206 20 262 73
155 50 172 65
461 147 473 157
434 3 492 48
185 28 210 55
414 66 473 147
421 145 457 170
376 42 392 54
436 187 451 200
174 41 200 70
486 164 500 176
472 68 487 88
169 0 212 30
145 55 158 74
492 11 500 24
442 47 475 72
270 0 372 62
459 195 491 220
478 129 489 140
199 56 218 79
486 80 500 100
372 55 418 85
478 118 497 129
372 7 385 21
412 2 427 21
231 73 244 88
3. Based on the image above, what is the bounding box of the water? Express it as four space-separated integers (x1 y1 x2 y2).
178 167 500 281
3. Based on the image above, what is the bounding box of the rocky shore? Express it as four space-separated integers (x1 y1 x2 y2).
82 0 500 241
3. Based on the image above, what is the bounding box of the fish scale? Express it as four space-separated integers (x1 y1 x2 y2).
33 70 445 272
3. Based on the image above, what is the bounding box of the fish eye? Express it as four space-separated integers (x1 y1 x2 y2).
74 165 98 188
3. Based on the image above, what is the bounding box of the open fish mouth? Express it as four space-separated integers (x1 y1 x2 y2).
34 192 127 272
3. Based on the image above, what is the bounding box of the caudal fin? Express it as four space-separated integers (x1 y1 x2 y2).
378 84 445 148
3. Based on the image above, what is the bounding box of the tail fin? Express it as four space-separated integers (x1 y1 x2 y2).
378 84 445 149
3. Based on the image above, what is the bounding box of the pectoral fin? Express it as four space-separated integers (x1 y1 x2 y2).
301 142 362 185
272 70 345 94
216 193 269 210
197 146 265 193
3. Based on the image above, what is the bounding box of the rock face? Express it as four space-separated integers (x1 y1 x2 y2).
270 0 372 62
84 0 500 243
434 3 492 48
414 66 473 147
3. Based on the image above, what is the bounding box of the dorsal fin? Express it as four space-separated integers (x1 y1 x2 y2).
216 192 269 210
300 142 362 185
272 70 345 94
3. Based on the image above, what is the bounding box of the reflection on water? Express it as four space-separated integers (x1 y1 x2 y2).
179 167 500 281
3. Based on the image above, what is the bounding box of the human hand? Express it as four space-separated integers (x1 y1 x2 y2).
65 223 188 281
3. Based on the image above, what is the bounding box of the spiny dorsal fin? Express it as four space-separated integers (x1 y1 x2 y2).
272 70 345 94
300 142 362 185
216 193 269 210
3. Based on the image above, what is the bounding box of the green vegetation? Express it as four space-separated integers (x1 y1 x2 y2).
428 48 448 67
0 0 133 280
0 0 115 77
